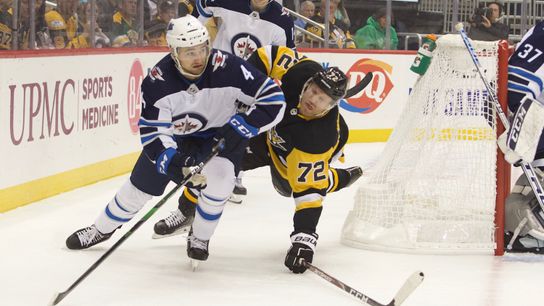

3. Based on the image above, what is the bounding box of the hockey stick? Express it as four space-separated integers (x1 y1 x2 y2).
345 72 373 99
49 139 225 306
303 261 424 306
455 23 544 211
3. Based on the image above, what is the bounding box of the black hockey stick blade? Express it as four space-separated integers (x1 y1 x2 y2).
345 72 373 99
49 139 224 305
303 261 424 306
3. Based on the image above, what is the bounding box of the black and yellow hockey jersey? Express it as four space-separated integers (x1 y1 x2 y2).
247 45 348 212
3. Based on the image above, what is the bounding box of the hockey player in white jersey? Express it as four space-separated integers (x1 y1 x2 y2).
196 0 295 59
499 21 544 253
65 15 286 264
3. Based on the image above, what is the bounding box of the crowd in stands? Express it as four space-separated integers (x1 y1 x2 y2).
0 0 515 51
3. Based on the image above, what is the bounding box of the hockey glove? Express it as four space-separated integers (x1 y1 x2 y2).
214 115 255 160
156 148 207 190
284 231 318 274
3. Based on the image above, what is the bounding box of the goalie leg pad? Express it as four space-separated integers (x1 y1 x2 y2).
498 96 544 164
505 175 544 240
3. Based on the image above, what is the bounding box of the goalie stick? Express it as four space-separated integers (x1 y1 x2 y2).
455 23 544 212
345 72 374 99
303 261 424 306
49 139 225 306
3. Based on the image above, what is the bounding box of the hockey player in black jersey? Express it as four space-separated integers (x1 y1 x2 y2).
64 15 286 265
498 22 544 253
154 46 363 273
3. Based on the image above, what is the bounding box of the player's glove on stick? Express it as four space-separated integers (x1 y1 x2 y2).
214 115 255 158
156 148 207 190
285 231 318 274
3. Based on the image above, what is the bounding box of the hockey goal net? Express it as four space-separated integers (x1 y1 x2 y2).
341 35 510 255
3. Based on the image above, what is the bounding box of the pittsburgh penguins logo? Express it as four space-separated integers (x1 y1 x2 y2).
171 113 207 135
231 33 261 60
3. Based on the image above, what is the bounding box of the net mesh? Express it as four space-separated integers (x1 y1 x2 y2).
341 35 500 254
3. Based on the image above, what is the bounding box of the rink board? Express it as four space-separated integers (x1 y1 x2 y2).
0 48 417 211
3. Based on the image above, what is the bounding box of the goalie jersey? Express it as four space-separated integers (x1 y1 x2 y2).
507 21 544 112
247 46 348 211
196 0 294 59
139 49 285 163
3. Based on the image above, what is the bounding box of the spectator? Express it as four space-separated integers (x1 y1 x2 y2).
66 1 111 48
294 0 314 29
97 0 117 37
145 0 176 46
468 1 509 41
44 9 68 48
57 0 79 41
0 0 12 50
305 0 349 48
334 0 350 29
353 8 398 50
111 0 139 47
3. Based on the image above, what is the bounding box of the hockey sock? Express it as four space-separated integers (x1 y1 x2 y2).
293 206 323 233
94 180 152 234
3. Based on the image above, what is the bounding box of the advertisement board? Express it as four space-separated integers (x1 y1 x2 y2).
0 48 418 211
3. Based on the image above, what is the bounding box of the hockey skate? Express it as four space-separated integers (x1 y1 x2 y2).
228 175 247 204
505 231 544 254
153 208 195 239
65 225 115 250
187 229 209 270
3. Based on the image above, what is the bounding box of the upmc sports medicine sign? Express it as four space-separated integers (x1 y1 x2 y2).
0 52 162 189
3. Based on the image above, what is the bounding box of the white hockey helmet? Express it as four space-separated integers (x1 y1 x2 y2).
166 15 209 49
166 15 210 78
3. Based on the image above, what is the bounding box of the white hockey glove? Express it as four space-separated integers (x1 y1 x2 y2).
182 167 207 190
498 96 544 165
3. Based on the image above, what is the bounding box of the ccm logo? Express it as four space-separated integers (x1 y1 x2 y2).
230 117 254 138
509 104 529 146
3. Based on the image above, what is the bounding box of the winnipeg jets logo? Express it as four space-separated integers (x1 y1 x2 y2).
149 66 164 82
268 127 287 151
171 113 207 135
211 51 227 72
231 33 261 60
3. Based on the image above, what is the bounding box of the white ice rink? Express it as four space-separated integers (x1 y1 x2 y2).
1 143 543 306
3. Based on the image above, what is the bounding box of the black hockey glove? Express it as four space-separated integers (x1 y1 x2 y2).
214 115 254 162
284 231 318 274
156 148 207 190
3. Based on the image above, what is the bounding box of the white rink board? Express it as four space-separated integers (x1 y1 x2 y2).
0 51 166 189
0 49 418 201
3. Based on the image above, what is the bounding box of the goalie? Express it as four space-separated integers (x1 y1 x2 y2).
499 21 544 253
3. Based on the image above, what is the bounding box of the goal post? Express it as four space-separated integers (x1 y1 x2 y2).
341 35 510 255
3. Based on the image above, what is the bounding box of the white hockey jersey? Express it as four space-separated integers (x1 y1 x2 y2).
139 49 286 162
196 0 294 59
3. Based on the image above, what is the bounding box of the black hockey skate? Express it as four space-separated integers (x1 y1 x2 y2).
187 229 209 270
228 177 247 204
65 225 115 250
505 231 544 254
153 202 196 239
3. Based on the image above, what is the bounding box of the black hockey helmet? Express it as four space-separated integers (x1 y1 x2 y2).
312 67 348 101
